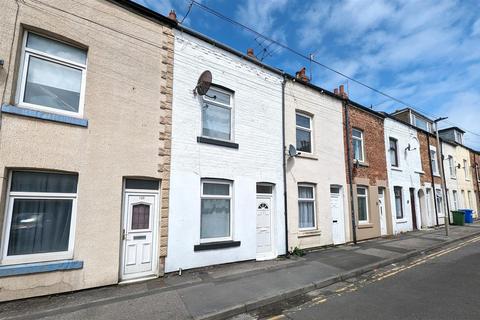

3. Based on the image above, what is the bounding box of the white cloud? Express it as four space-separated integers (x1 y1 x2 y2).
235 0 288 34
472 18 480 36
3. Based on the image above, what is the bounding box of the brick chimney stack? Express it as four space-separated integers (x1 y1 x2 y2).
168 10 177 22
247 48 255 58
334 84 348 99
295 67 309 83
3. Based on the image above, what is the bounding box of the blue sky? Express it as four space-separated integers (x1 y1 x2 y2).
135 0 480 150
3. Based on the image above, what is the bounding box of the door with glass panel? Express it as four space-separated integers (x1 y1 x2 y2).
121 193 158 280
256 184 275 260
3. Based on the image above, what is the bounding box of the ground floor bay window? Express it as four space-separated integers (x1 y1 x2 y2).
2 171 78 264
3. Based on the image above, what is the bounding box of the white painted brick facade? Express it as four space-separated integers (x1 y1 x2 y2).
166 31 285 272
384 118 424 233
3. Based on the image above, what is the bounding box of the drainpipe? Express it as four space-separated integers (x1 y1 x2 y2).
281 76 289 254
344 100 357 244
427 133 440 226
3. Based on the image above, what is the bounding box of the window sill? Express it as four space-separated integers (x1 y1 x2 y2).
197 136 239 149
391 167 403 172
0 260 83 278
354 161 369 168
194 240 241 251
298 229 321 238
415 170 425 175
396 219 408 224
357 223 373 229
1 104 88 127
297 153 319 160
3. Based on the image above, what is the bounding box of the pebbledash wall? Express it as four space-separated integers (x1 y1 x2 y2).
0 0 174 301
166 30 285 272
384 118 423 234
285 80 349 250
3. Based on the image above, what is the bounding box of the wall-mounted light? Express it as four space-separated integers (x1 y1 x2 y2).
0 59 4 68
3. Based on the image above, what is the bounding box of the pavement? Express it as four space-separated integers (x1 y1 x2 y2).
1 223 480 320
241 232 480 320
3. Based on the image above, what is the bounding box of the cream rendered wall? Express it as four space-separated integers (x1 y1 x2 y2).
384 118 423 233
443 142 461 216
0 0 173 301
285 81 349 250
166 31 285 272
454 145 477 212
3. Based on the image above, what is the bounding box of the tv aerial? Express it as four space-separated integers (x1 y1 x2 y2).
288 144 300 157
194 70 212 96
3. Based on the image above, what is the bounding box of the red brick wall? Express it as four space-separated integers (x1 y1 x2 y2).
418 131 442 185
470 151 480 210
344 105 387 183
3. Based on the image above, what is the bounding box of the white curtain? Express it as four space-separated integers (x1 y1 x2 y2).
200 199 230 239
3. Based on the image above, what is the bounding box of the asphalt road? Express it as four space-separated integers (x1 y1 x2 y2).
257 236 480 320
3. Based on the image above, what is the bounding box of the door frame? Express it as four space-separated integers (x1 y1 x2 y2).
120 189 160 282
256 184 276 261
330 185 346 245
409 188 418 230
378 187 387 236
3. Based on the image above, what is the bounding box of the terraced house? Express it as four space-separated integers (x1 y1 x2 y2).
390 108 445 229
284 70 349 250
166 30 286 272
338 87 390 241
439 128 479 218
0 0 175 301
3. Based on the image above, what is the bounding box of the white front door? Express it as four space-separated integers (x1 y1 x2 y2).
379 188 387 236
256 195 273 260
121 193 158 281
330 186 346 245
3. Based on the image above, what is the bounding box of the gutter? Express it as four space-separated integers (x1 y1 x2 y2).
344 100 357 244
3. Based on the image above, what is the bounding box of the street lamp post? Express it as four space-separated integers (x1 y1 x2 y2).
434 117 449 237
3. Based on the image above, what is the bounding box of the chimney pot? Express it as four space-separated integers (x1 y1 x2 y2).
339 85 344 94
295 67 309 83
168 10 177 22
247 48 255 58
334 88 339 95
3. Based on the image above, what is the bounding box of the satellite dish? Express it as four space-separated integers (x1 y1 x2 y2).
406 137 419 151
288 144 300 157
194 70 212 96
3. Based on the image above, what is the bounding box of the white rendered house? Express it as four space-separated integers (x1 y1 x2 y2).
384 118 423 233
166 29 286 272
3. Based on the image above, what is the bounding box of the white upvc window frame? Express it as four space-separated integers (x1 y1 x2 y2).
452 190 458 210
394 186 404 220
352 128 365 163
436 189 444 216
298 184 316 230
201 86 234 142
200 179 233 243
412 114 430 132
1 171 78 265
430 146 439 176
295 112 313 154
463 159 470 180
389 137 399 168
356 186 369 224
448 156 456 179
16 31 87 118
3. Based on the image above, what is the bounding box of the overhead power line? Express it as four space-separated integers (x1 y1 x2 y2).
189 0 480 140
